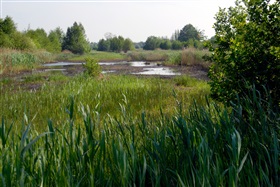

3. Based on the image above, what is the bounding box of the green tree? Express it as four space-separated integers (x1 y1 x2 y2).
26 28 51 50
48 28 64 53
208 0 280 106
97 39 110 51
178 24 201 42
143 36 161 50
0 16 16 48
13 32 36 50
160 39 172 50
0 16 16 35
171 40 183 50
123 38 134 53
62 22 90 54
109 36 124 52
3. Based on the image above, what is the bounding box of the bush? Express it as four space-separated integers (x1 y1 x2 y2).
208 0 280 107
83 57 101 77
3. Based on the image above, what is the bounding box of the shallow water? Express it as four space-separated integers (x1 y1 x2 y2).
43 62 83 66
134 67 181 75
129 61 157 67
42 61 180 76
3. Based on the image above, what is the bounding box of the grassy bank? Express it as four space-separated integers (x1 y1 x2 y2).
57 50 127 62
0 48 54 74
0 81 279 186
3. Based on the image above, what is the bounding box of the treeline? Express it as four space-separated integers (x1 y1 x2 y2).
1 16 209 54
97 24 206 52
0 16 90 54
97 35 135 53
143 24 205 50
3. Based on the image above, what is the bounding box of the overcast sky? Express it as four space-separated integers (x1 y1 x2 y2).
1 0 236 42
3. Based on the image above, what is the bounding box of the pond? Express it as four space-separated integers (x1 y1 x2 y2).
42 61 180 76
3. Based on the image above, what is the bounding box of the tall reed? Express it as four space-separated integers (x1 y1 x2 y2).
0 87 278 186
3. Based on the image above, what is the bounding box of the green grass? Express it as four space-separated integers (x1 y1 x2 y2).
0 82 279 186
63 50 127 62
127 49 181 62
0 49 278 186
0 48 54 74
0 74 210 128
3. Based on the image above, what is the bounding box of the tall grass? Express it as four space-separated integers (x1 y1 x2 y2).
0 75 209 128
0 48 54 74
165 48 211 69
63 50 127 62
127 50 180 62
0 86 278 186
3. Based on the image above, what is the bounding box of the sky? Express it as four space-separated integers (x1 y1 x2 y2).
1 0 236 42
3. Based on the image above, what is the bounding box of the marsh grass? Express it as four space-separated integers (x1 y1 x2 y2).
65 50 127 62
165 48 211 69
0 48 54 74
127 50 180 62
0 86 278 186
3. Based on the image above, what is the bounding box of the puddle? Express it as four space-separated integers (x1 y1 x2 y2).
99 61 128 66
44 68 66 71
43 62 84 66
134 67 181 76
102 70 116 74
41 61 180 76
129 61 157 67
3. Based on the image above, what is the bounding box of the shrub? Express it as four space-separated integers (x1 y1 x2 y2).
208 0 280 107
83 57 101 77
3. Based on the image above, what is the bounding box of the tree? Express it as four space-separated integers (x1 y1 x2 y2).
97 39 110 51
208 0 280 107
62 22 90 54
178 24 201 42
143 36 161 50
160 39 172 50
0 16 16 48
26 28 51 50
48 28 64 53
123 38 134 53
109 36 124 52
171 29 180 41
0 16 16 35
171 40 183 50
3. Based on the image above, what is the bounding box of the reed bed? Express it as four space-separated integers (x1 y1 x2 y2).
0 86 279 186
0 48 54 74
0 72 279 186
0 75 209 129
165 48 211 69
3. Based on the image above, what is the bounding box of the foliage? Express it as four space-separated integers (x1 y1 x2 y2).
123 38 135 53
83 57 102 77
0 16 36 50
97 39 110 51
62 22 91 54
143 36 161 50
0 17 64 52
97 36 134 53
48 27 64 53
26 28 51 50
0 48 54 74
171 40 183 50
159 39 172 50
208 0 280 107
109 36 124 52
178 24 201 42
0 83 278 186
